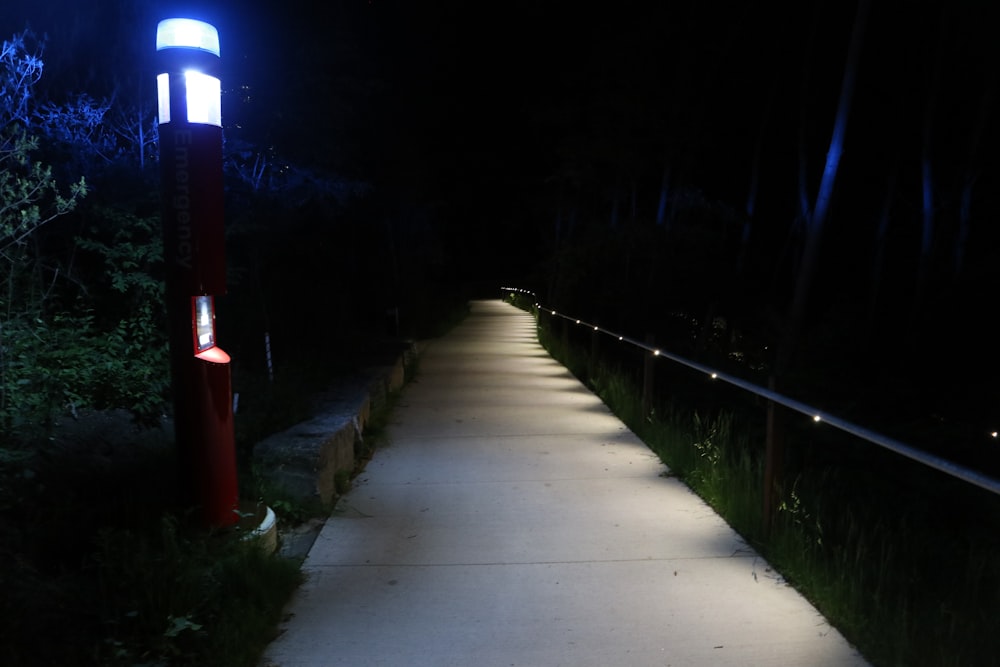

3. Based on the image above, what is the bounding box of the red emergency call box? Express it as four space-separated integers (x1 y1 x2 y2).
157 18 239 528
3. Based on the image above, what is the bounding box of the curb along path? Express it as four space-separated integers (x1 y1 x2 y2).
260 299 869 667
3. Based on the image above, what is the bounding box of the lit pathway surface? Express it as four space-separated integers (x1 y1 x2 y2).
260 299 869 667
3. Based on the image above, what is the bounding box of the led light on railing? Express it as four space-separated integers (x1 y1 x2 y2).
618 336 623 341
654 349 661 356
813 415 822 423
593 326 598 331
711 373 718 379
992 431 998 439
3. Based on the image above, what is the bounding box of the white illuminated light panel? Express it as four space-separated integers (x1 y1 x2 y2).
184 70 221 125
156 18 220 55
156 73 170 123
195 296 215 350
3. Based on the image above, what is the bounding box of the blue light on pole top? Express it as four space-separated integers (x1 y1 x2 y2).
156 18 220 56
156 18 222 127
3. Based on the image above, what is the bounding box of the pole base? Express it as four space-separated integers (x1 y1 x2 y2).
236 500 277 554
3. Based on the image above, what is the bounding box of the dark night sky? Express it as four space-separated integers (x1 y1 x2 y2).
3 1 996 209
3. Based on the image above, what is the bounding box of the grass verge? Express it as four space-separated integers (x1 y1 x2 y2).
0 340 425 665
535 309 1000 667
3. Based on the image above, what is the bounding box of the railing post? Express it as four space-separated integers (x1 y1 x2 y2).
642 333 655 418
588 320 600 383
763 374 786 534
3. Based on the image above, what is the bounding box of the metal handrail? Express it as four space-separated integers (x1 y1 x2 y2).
501 287 1000 497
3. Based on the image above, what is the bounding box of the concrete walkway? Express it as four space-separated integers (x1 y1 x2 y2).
260 300 869 667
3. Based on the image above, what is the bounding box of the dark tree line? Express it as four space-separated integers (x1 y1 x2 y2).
2 0 997 458
0 2 412 447
458 1 1000 451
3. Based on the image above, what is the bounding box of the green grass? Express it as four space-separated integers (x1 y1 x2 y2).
0 461 304 667
0 335 431 666
534 307 1000 667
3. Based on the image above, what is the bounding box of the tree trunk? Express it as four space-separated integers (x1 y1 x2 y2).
738 75 777 277
867 168 896 350
656 163 671 230
909 6 945 344
776 0 869 378
954 70 995 279
766 0 869 533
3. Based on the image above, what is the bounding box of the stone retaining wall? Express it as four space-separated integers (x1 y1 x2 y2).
253 341 417 507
